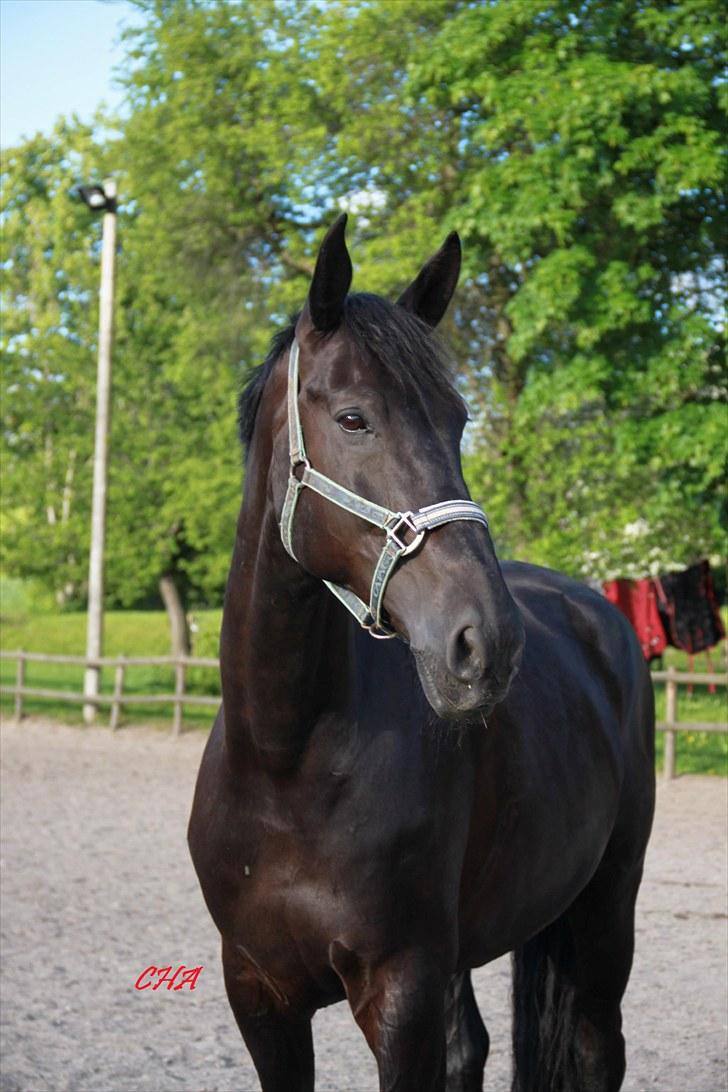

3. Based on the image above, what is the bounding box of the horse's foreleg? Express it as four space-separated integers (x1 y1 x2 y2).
445 970 489 1092
222 941 314 1092
333 944 448 1092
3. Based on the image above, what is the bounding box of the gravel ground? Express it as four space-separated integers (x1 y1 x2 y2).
1 716 726 1092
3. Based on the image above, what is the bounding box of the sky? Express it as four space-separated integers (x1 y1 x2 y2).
0 0 141 149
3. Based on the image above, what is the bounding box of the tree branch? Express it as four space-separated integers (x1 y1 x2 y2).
279 251 315 278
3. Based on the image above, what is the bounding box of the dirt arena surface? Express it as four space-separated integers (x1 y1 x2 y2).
1 716 726 1092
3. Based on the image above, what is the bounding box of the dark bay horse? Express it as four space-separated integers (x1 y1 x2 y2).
188 215 655 1092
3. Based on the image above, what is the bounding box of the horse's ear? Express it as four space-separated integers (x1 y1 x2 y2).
306 213 353 332
396 232 461 327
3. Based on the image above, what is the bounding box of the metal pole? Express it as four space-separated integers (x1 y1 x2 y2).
83 179 117 723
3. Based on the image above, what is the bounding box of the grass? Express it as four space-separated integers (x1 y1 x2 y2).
1 604 726 770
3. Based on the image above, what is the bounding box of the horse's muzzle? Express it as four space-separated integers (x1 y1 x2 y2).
413 637 523 722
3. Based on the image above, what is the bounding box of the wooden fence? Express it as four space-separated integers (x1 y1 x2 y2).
652 668 727 780
0 650 219 736
1 652 726 772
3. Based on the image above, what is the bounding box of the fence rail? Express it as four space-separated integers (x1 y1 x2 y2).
651 667 727 780
1 652 726 768
0 650 219 736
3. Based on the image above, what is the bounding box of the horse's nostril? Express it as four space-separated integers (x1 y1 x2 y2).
448 624 486 682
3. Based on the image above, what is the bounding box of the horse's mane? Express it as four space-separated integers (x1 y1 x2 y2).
238 293 464 454
238 323 297 452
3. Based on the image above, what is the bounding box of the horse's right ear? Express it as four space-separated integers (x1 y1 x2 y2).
396 232 461 327
305 214 352 332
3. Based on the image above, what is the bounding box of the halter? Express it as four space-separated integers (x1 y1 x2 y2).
280 339 489 639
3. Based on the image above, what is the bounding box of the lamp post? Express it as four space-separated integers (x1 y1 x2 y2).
78 179 117 724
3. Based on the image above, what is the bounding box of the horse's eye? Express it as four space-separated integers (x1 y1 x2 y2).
337 413 368 433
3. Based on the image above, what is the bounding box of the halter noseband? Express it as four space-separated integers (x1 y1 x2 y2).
280 339 489 639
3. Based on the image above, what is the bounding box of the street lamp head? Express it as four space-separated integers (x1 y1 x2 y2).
78 184 116 212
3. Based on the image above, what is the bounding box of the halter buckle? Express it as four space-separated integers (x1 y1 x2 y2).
387 512 426 557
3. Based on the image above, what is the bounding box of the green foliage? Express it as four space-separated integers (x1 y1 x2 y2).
0 575 55 618
1 0 725 610
403 0 727 575
1 121 109 603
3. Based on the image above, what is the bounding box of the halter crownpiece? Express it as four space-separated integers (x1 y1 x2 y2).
280 339 489 639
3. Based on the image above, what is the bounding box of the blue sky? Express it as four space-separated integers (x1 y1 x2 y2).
0 0 141 148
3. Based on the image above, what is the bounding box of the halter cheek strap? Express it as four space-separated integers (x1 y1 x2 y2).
280 339 489 639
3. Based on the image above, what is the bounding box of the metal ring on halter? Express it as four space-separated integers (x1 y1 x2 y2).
291 455 311 479
386 512 426 557
363 618 398 640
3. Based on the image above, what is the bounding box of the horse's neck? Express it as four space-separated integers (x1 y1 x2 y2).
220 488 346 773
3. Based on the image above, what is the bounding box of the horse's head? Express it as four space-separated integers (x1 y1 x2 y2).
266 215 524 720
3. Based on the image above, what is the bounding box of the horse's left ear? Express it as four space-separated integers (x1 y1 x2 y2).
306 213 353 332
396 232 461 327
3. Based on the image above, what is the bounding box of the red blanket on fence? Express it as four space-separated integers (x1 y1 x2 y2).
603 578 668 661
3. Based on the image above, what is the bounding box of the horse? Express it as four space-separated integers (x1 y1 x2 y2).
188 214 655 1092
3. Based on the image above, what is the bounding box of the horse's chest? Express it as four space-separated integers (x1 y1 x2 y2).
191 730 470 1009
231 812 429 932
215 836 381 1010
214 792 457 996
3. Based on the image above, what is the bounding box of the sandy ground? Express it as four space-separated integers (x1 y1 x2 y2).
0 716 726 1092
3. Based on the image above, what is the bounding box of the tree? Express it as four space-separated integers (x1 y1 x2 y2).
1 121 108 604
3 0 724 617
0 117 244 621
306 0 726 576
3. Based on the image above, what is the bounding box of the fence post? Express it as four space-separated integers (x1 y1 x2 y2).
173 659 186 736
110 658 126 731
14 652 26 723
664 665 678 781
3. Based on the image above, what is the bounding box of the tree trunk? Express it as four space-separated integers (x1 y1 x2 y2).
159 573 191 657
